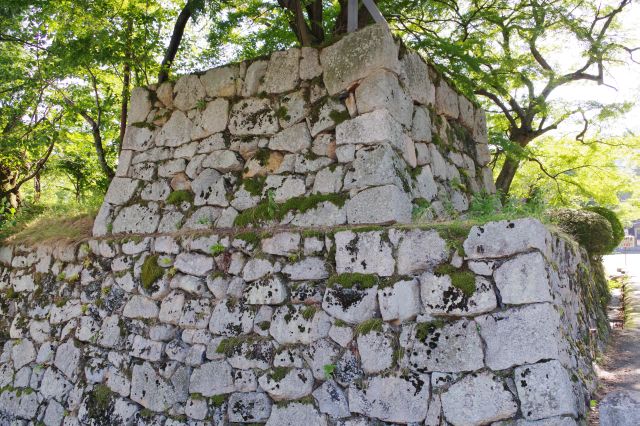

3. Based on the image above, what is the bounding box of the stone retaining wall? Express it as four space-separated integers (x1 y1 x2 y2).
93 24 494 237
0 219 609 425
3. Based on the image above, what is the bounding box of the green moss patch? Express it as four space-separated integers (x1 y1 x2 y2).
242 176 267 197
234 193 347 227
209 243 226 256
216 336 245 357
267 367 290 382
166 190 194 205
355 318 383 335
328 273 378 289
141 254 165 290
450 271 476 297
415 320 445 343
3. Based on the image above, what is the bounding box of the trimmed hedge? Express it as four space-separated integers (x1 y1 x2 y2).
584 206 625 253
548 208 614 256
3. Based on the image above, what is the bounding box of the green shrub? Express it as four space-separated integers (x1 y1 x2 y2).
548 208 614 255
166 190 193 205
584 206 624 252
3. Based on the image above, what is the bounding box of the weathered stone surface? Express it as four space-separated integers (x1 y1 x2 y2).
229 98 279 136
40 367 72 401
357 330 394 373
420 273 497 316
463 218 552 259
209 298 255 336
346 185 412 224
300 47 322 80
378 278 421 322
600 390 640 426
191 98 229 139
242 61 268 97
413 165 438 201
401 51 435 105
494 252 553 305
174 252 214 276
458 95 475 130
129 87 153 123
335 230 394 276
409 319 484 373
201 65 238 97
266 402 327 426
355 69 413 126
313 165 343 194
282 257 328 281
131 362 181 411
441 372 518 426
123 295 159 319
514 360 577 420
112 203 160 234
396 229 448 275
261 49 300 93
349 372 430 423
412 106 432 142
476 303 561 370
270 304 330 344
0 389 39 419
259 368 314 401
122 125 155 151
261 232 300 256
268 122 311 153
244 275 287 305
156 110 193 147
173 74 206 111
242 258 274 282
322 286 378 324
343 144 408 191
228 392 272 423
435 80 459 119
336 110 404 151
189 360 235 396
130 335 164 361
192 168 228 206
313 380 350 419
12 339 36 370
320 24 400 95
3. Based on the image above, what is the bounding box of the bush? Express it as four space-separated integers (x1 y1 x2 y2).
548 208 614 256
584 206 625 252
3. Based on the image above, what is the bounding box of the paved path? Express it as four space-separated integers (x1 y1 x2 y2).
591 254 640 424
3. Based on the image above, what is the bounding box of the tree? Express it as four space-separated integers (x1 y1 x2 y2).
387 0 637 195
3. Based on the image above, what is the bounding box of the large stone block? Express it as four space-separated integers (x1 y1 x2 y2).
494 252 553 305
336 110 404 151
395 229 448 275
131 362 182 411
228 392 272 423
348 372 430 423
378 278 421 322
322 286 378 324
420 273 497 317
400 51 435 105
335 230 395 276
343 144 409 191
122 126 155 151
441 372 518 425
258 368 314 401
435 80 459 119
266 402 327 426
201 65 239 97
463 218 552 259
173 74 206 111
229 98 279 136
410 319 484 373
514 360 578 421
355 69 413 126
345 185 412 224
320 24 401 95
191 98 229 139
128 87 153 123
476 303 561 370
268 122 312 153
192 168 228 207
156 110 193 147
261 49 300 93
112 203 160 234
599 390 640 426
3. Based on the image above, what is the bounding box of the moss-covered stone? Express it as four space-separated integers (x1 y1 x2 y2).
549 208 614 256
141 254 164 290
166 190 194 205
328 273 378 289
355 318 383 335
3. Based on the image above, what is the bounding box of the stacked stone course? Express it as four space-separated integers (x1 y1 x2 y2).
0 24 609 426
94 24 494 237
0 218 608 425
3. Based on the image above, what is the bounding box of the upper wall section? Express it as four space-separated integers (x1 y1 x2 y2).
94 24 494 237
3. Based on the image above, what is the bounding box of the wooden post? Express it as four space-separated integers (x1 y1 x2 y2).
347 0 388 33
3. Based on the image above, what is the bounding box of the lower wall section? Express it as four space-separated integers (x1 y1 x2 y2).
0 218 608 425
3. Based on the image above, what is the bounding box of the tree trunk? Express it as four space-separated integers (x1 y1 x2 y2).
158 0 195 84
333 0 379 35
495 156 521 197
34 172 41 202
118 20 132 154
90 122 114 180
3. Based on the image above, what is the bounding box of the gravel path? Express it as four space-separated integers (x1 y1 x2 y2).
589 254 640 424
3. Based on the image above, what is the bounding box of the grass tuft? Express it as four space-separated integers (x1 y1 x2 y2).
141 255 164 290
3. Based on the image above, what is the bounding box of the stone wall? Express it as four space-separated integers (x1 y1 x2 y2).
93 24 494 237
0 219 609 425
